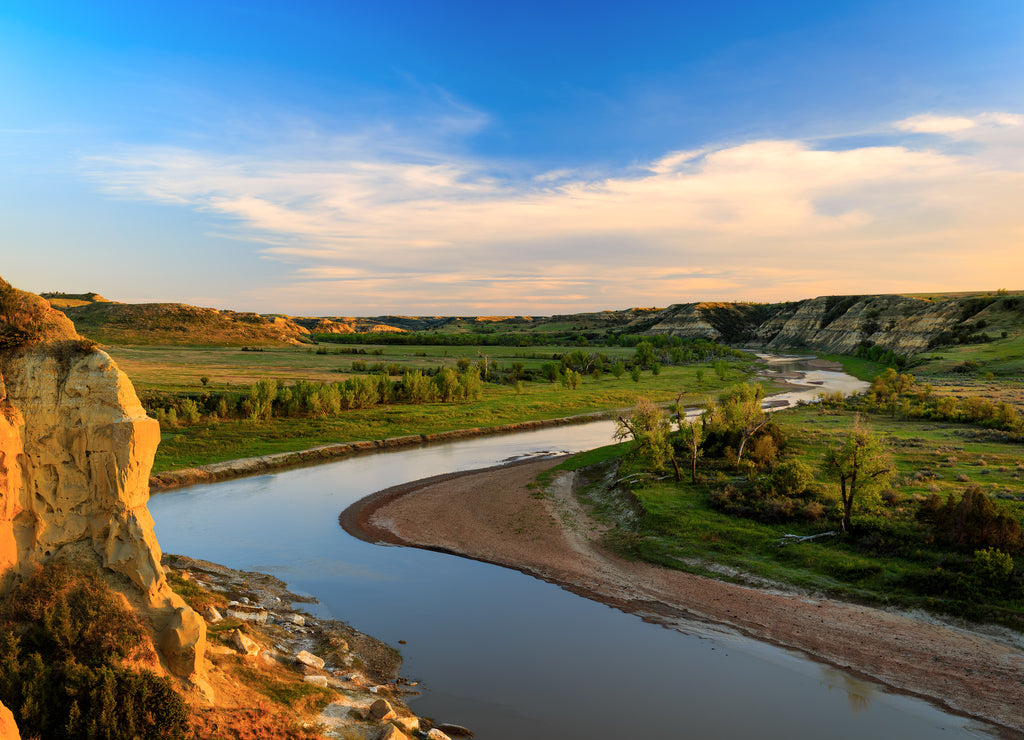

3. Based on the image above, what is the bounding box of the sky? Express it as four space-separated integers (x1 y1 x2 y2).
2 1 1023 316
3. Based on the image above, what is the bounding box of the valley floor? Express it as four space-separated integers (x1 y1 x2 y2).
342 458 1024 739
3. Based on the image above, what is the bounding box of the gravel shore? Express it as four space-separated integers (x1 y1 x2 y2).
342 457 1024 738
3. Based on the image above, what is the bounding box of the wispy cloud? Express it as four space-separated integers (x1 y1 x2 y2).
80 111 1024 313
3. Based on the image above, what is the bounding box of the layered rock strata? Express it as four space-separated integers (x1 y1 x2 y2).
631 293 1018 355
0 278 209 699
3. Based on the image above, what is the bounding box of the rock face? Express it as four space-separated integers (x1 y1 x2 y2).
0 278 209 697
0 699 20 740
628 293 1021 355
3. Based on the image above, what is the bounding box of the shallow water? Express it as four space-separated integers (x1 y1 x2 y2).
148 366 996 739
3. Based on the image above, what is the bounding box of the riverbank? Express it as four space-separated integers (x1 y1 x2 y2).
343 457 1024 738
150 411 612 491
161 554 453 739
150 357 847 492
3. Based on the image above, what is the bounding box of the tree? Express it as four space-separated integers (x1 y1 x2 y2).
870 368 915 417
633 341 656 370
247 378 278 420
669 392 702 483
819 420 893 532
702 383 769 464
615 397 672 471
675 418 704 483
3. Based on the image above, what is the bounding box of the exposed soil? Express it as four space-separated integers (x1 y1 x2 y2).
342 458 1024 739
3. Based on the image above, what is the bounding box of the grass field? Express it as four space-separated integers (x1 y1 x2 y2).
106 342 771 471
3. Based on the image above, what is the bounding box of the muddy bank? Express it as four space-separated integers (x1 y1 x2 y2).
344 458 1024 738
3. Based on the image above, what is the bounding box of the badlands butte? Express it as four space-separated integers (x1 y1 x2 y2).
2 279 1023 739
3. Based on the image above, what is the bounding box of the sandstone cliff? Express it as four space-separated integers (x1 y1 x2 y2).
628 293 1021 355
0 278 209 699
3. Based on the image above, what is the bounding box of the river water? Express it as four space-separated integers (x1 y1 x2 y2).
148 363 996 739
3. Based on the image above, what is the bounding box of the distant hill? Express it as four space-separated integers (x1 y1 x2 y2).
634 292 1024 356
40 291 111 308
48 297 312 345
42 289 1023 356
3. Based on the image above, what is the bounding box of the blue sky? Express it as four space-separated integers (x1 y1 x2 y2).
2 1 1022 314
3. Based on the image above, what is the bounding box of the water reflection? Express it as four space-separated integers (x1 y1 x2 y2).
821 665 877 714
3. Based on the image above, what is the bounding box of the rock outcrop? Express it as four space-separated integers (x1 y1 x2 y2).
0 699 20 740
627 293 1021 355
0 278 210 699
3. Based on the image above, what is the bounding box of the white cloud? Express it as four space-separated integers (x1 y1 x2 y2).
895 114 977 134
81 111 1024 313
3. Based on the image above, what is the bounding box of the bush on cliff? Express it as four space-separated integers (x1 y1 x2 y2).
0 560 189 740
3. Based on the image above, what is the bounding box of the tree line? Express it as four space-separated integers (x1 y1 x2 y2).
145 366 484 427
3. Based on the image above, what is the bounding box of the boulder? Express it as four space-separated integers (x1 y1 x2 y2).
226 603 268 624
425 729 452 740
369 698 397 721
295 650 325 670
230 629 260 656
435 723 473 738
303 675 328 687
376 725 408 740
393 716 421 734
203 605 223 623
160 606 210 696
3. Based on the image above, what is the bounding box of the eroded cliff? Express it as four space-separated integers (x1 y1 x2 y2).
0 278 209 699
628 293 1020 354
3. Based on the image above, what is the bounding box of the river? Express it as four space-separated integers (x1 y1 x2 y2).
148 361 997 739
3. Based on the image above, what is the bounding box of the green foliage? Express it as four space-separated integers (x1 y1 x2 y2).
858 369 1023 437
0 561 189 740
926 486 1024 553
771 458 814 498
973 548 1015 585
702 383 768 463
819 419 893 532
615 397 673 471
633 341 656 370
674 417 704 484
248 378 279 420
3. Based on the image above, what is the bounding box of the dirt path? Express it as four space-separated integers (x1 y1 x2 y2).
341 457 1024 738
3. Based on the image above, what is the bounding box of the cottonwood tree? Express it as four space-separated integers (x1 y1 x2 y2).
670 392 703 483
675 417 704 483
870 368 916 417
615 397 673 472
702 383 769 464
820 419 893 532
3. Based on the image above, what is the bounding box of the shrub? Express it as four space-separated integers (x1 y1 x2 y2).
0 560 189 739
972 548 1015 585
770 456 811 497
928 486 1024 553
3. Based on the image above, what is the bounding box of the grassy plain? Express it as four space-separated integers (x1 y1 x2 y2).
104 342 765 472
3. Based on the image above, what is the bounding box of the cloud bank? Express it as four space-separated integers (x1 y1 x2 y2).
83 112 1024 314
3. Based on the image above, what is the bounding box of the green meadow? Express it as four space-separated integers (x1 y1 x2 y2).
105 340 766 471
